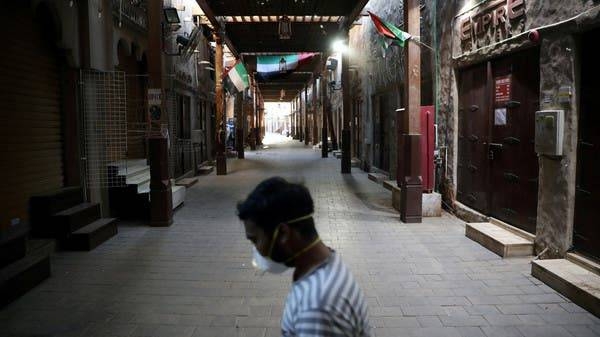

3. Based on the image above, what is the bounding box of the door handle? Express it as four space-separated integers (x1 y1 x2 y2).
488 143 504 149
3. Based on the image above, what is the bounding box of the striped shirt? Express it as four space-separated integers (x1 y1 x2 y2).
281 251 371 337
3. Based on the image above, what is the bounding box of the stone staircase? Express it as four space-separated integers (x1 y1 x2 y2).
30 187 117 251
108 160 185 220
1 222 53 307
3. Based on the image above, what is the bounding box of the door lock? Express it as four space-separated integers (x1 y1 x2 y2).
488 143 503 160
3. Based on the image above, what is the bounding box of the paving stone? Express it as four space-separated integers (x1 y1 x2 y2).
0 138 597 337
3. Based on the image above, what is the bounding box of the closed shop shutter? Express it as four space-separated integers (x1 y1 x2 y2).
0 4 64 227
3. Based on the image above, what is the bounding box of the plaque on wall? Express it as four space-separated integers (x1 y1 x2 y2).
495 75 512 104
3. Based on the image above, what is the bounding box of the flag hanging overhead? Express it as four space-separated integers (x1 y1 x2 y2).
368 11 411 48
224 61 249 94
256 53 315 81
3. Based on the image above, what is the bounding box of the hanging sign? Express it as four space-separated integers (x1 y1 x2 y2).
148 88 162 121
495 75 512 104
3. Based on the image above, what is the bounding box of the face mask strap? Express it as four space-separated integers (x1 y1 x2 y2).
267 213 315 260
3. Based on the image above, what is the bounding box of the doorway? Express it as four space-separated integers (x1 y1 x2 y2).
574 28 600 260
457 48 540 234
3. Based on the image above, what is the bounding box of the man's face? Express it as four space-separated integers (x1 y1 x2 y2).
244 219 271 257
244 219 289 263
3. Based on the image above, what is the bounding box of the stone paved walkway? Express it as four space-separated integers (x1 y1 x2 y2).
1 134 599 337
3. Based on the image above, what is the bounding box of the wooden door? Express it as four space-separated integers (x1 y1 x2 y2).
0 3 64 227
372 95 382 169
457 63 490 213
489 49 539 233
574 28 600 260
458 50 539 234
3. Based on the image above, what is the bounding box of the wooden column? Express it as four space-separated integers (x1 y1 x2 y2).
321 62 329 158
312 76 318 146
304 87 309 145
398 0 422 223
147 0 172 226
341 36 351 174
236 91 244 159
214 32 227 175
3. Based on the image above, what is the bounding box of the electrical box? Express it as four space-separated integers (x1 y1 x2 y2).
535 110 564 156
326 58 338 70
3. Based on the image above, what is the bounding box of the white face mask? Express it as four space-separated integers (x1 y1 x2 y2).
250 213 319 274
251 246 289 274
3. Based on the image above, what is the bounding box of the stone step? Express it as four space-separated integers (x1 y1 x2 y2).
65 218 118 251
351 158 361 168
465 222 533 257
30 187 84 236
567 252 600 275
0 222 29 268
172 185 186 210
532 259 600 318
197 165 214 175
52 203 101 238
121 165 150 180
126 172 150 187
383 180 396 191
368 173 388 185
176 177 198 188
0 239 53 308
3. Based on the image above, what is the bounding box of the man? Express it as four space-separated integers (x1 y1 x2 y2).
237 177 372 337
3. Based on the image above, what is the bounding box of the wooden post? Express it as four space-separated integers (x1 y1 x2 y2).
341 35 351 174
321 61 329 158
312 76 318 146
399 0 423 223
304 87 309 145
147 0 172 226
214 32 227 175
236 91 244 159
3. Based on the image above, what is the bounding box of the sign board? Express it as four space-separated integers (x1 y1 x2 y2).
148 88 162 121
455 0 526 56
495 75 512 104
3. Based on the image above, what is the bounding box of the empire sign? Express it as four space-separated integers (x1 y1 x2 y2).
457 0 526 53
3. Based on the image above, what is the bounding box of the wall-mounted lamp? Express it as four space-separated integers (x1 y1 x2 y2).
279 15 292 40
163 8 180 24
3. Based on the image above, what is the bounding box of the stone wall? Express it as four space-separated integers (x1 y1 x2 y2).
435 0 600 257
346 0 435 178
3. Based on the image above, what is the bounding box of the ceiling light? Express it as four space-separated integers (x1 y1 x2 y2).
279 15 292 40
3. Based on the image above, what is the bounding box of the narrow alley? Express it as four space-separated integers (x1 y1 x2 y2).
1 137 598 337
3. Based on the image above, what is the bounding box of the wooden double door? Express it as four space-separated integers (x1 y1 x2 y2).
458 48 540 234
574 28 600 260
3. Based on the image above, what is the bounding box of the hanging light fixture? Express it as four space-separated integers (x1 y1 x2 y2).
279 57 287 73
278 15 292 39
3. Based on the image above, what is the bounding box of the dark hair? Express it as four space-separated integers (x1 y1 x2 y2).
237 177 316 237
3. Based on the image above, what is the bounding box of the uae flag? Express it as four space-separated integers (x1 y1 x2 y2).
224 61 249 94
368 11 411 47
256 53 315 81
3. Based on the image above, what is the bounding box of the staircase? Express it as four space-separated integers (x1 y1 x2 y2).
30 187 117 251
108 159 185 220
1 221 53 307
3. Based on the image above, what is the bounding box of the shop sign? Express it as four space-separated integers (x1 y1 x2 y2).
495 75 512 104
456 0 526 54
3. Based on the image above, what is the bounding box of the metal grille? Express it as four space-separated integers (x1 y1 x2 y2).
81 70 128 188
